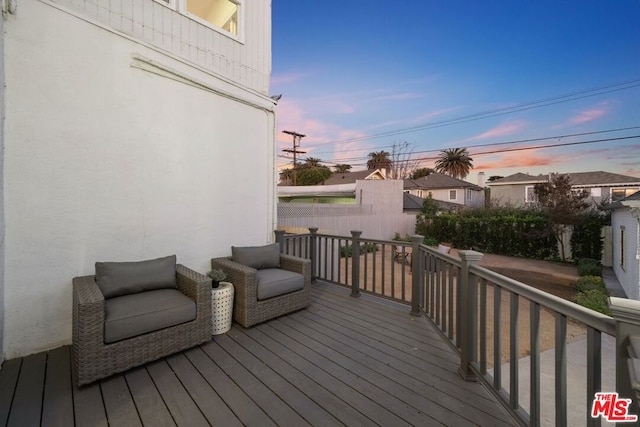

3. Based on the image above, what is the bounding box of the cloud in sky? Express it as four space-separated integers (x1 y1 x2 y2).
569 106 608 125
466 120 528 141
474 149 555 171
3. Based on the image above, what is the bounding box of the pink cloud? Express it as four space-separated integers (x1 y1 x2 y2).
369 107 461 130
467 120 528 141
569 108 607 125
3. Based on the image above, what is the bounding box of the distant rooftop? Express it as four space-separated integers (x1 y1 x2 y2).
489 171 640 187
404 172 482 190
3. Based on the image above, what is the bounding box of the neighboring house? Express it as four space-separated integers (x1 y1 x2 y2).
404 173 485 208
322 169 386 185
488 171 640 206
402 193 462 214
0 0 276 361
610 192 640 300
278 180 415 240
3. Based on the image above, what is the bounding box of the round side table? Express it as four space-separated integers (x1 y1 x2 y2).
211 282 234 335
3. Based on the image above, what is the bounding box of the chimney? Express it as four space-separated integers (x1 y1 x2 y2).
478 171 486 187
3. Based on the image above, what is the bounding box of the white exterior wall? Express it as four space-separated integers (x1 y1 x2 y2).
612 208 640 300
279 181 416 240
3 0 275 358
0 10 5 366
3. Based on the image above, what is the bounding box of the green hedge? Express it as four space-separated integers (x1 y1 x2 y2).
577 258 603 277
575 276 610 315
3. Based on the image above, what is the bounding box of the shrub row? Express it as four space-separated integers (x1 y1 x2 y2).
340 243 379 258
575 275 610 315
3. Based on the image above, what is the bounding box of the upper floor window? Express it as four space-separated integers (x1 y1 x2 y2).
158 0 241 38
611 187 640 202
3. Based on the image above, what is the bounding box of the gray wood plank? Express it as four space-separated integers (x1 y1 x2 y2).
184 346 277 427
42 346 74 427
100 375 142 427
269 318 452 426
124 366 176 427
145 359 209 427
201 339 312 427
164 352 243 427
0 358 21 426
73 380 108 427
225 328 370 426
7 352 46 427
281 312 512 427
247 323 410 427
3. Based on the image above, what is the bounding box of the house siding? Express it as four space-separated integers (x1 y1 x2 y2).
41 0 271 95
611 208 640 300
0 10 5 367
3 0 275 358
489 184 533 206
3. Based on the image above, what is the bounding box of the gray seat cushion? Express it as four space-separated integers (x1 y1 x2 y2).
232 244 280 270
256 268 304 301
104 288 196 344
96 255 177 298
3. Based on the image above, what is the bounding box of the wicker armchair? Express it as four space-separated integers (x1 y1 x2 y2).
211 254 311 328
72 264 211 386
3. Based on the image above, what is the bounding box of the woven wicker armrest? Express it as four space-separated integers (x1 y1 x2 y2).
211 257 258 285
176 264 212 320
73 275 105 311
279 254 311 276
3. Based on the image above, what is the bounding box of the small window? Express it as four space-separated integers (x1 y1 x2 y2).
591 187 602 197
612 188 640 202
186 0 239 35
466 189 472 200
525 186 537 203
449 190 457 200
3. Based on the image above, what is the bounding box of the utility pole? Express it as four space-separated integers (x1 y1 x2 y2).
282 130 306 185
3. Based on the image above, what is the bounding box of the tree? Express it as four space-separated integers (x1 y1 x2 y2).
279 168 294 185
334 164 352 173
533 174 591 261
302 157 322 168
296 166 332 185
487 175 504 182
367 150 392 172
410 167 435 179
434 147 473 179
388 141 420 179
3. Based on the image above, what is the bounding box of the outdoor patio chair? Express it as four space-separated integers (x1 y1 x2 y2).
211 243 311 328
72 255 211 386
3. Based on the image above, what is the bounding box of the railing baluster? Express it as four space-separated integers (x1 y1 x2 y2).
435 258 441 326
587 327 602 427
510 292 519 409
480 278 487 373
556 313 568 426
494 285 502 391
530 301 541 427
442 263 448 334
448 263 454 340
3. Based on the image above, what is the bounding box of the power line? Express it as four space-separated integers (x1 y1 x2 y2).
306 78 640 153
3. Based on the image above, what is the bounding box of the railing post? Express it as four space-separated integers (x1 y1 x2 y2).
350 230 362 297
609 297 640 418
274 229 285 254
458 250 484 381
410 235 424 316
309 227 318 283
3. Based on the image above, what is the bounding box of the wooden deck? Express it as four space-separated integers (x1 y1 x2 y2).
0 282 514 426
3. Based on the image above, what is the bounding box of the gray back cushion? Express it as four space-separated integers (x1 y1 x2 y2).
95 255 177 299
232 243 280 270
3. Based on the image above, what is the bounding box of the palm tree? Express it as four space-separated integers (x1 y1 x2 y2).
434 148 473 179
302 157 322 168
367 150 392 172
334 164 352 173
410 167 435 179
279 168 294 184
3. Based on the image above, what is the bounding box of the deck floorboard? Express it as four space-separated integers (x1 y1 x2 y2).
0 282 513 426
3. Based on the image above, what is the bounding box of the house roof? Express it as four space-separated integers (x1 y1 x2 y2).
608 190 640 209
323 169 385 185
403 192 463 212
488 171 640 187
404 172 483 191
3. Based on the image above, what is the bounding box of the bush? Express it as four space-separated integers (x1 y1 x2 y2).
577 262 602 277
361 242 378 253
576 289 611 316
423 236 439 246
578 258 600 266
575 275 605 293
340 243 378 258
575 275 610 315
340 245 352 258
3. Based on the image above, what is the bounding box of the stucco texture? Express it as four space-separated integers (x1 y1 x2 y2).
3 1 275 358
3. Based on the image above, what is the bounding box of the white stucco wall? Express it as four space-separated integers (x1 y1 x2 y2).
612 208 640 300
3 1 275 358
0 7 5 366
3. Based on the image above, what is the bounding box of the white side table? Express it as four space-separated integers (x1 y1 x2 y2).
211 282 234 335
